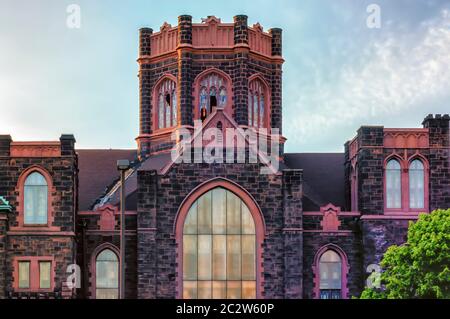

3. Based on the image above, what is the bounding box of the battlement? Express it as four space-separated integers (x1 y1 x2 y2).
138 15 282 59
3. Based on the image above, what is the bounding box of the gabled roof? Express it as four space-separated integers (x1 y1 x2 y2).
77 149 137 210
284 153 346 211
94 151 172 209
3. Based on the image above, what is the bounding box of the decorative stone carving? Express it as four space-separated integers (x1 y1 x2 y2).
384 129 429 148
320 203 341 232
10 142 61 157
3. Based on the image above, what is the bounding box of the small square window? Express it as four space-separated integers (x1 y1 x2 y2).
18 261 30 289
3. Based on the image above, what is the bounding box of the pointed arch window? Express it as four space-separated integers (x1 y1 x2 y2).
182 187 257 299
248 78 268 128
386 159 402 209
197 72 228 120
24 172 48 225
95 249 119 299
156 78 177 129
409 159 424 209
319 250 342 299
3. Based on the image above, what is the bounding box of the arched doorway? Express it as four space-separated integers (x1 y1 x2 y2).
175 179 264 299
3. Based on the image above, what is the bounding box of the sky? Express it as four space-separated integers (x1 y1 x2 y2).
0 0 449 152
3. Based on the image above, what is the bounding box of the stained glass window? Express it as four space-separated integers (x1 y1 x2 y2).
24 172 48 225
96 249 119 299
183 187 256 299
197 73 228 119
409 160 425 209
172 89 177 125
386 160 402 209
156 78 177 129
248 79 267 128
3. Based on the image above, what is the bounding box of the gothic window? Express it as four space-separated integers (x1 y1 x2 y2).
409 159 425 209
24 172 48 225
156 78 177 129
386 159 402 209
197 72 228 119
182 187 256 299
96 249 119 299
248 78 268 128
319 250 342 299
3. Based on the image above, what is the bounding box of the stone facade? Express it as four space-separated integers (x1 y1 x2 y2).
0 15 449 300
0 135 77 298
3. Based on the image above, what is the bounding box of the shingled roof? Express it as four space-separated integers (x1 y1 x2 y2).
77 149 137 210
77 150 347 212
284 153 346 211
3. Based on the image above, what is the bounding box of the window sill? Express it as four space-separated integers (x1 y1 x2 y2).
14 288 54 293
384 210 428 216
10 225 61 232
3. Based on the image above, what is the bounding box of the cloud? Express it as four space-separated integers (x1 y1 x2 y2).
285 8 450 151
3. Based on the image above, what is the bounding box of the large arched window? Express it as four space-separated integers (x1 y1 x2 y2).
409 159 425 209
24 172 48 225
196 71 229 121
95 249 119 299
156 78 177 129
319 250 342 299
182 187 256 299
248 78 269 128
386 159 402 209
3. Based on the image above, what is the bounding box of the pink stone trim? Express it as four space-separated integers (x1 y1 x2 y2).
150 25 178 57
192 68 233 120
248 74 272 129
148 18 274 58
12 256 56 293
360 214 422 220
97 204 118 231
384 128 429 148
319 204 341 232
12 165 59 232
248 26 272 57
384 152 429 214
152 74 178 132
303 211 360 216
312 244 349 299
89 242 120 299
192 18 234 48
174 178 266 299
10 141 61 158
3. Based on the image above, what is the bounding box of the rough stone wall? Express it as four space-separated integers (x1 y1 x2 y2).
137 161 302 299
0 135 77 298
423 114 450 210
302 215 363 299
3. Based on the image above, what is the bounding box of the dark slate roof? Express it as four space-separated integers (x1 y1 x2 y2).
284 153 346 211
77 149 137 210
96 152 173 209
77 149 346 212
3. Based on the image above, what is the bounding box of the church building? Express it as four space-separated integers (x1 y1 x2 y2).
0 15 449 299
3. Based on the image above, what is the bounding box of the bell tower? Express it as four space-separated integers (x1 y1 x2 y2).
136 15 284 159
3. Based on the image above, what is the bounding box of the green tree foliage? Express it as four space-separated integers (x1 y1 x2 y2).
361 209 450 299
